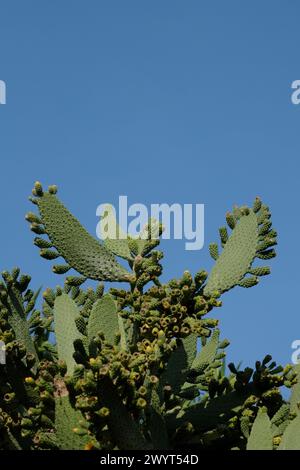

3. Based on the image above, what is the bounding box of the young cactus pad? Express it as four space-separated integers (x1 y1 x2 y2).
204 199 276 296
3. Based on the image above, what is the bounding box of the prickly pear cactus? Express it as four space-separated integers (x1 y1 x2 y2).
204 198 276 296
0 183 297 450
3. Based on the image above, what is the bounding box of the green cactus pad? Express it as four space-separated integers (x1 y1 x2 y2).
98 204 133 261
3 276 38 368
290 364 300 414
278 413 300 450
174 385 254 433
54 293 81 373
246 408 273 450
204 202 276 296
98 376 148 450
204 211 258 295
54 379 89 450
34 190 129 282
87 294 119 346
189 329 220 376
163 334 197 393
271 404 290 437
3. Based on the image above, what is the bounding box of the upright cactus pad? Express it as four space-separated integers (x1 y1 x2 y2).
204 199 277 296
87 294 120 347
162 334 197 393
190 329 220 376
278 413 300 450
54 293 81 373
290 364 300 414
246 408 273 450
98 204 133 261
54 378 89 450
0 271 38 368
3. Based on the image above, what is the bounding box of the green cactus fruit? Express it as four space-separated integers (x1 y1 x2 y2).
65 276 87 287
226 212 236 229
256 249 276 260
54 293 81 373
246 408 273 450
52 264 71 274
32 188 129 282
253 196 262 213
219 226 228 246
209 243 219 261
75 315 87 336
248 266 271 276
238 276 259 288
33 237 52 249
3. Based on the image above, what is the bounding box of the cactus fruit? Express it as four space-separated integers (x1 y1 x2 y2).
0 183 297 450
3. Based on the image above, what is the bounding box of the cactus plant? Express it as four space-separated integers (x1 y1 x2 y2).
0 183 298 450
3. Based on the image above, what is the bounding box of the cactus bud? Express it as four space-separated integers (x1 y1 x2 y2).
238 277 259 288
48 185 58 194
253 196 262 213
209 243 219 261
34 237 52 249
25 212 42 224
52 264 71 274
256 249 276 260
66 276 87 287
226 212 236 229
219 226 228 246
30 224 45 236
40 249 59 260
33 181 43 197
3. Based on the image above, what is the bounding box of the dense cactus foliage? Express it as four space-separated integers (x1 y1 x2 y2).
0 182 299 450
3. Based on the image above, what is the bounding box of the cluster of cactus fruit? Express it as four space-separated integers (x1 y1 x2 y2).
0 181 299 450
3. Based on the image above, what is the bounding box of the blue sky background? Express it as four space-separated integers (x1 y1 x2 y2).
0 1 299 371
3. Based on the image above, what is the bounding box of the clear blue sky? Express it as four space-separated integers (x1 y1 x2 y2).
0 1 299 370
